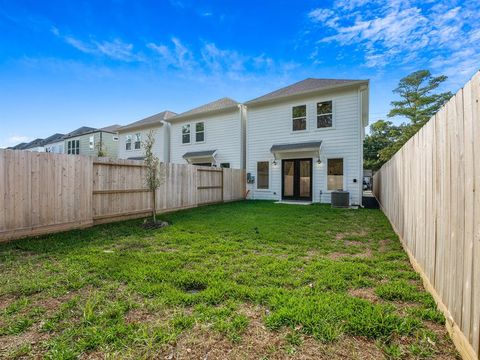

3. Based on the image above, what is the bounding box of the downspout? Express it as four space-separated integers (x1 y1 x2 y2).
100 132 103 157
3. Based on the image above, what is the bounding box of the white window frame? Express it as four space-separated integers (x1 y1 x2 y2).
316 100 334 129
195 122 205 143
89 135 94 150
256 161 270 190
134 133 141 150
292 104 308 132
67 140 80 155
182 124 191 144
327 158 345 191
125 135 132 151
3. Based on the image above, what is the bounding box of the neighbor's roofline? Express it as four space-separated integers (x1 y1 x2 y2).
63 129 117 140
118 120 165 133
245 80 369 107
166 104 241 123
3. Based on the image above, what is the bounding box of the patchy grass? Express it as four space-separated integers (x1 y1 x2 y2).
0 201 459 359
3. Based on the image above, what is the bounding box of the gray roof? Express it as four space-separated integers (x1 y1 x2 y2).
183 150 217 159
42 133 65 145
23 138 45 149
63 126 98 139
119 111 177 132
270 141 322 153
246 78 368 104
11 142 28 150
100 124 122 133
170 98 239 121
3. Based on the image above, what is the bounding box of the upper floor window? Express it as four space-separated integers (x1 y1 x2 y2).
134 133 141 150
89 136 94 150
292 105 307 131
317 101 333 128
67 140 80 155
125 135 132 150
196 122 205 142
182 124 191 144
113 135 119 141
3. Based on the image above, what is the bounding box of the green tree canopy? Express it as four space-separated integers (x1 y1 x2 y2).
364 70 452 171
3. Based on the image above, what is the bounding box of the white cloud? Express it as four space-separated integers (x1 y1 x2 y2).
52 27 140 62
1 135 32 149
147 37 297 82
307 0 480 83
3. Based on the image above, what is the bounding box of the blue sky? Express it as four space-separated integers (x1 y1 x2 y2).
1 0 479 148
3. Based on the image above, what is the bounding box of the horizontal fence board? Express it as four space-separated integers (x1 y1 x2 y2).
0 153 246 241
373 71 480 360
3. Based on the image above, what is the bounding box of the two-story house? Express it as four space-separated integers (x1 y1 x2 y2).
22 138 46 152
245 78 369 206
63 125 121 158
117 110 176 161
43 133 65 154
168 98 246 169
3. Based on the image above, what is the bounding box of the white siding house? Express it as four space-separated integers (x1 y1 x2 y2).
168 98 246 169
23 138 46 152
245 78 369 206
43 133 65 154
117 111 176 161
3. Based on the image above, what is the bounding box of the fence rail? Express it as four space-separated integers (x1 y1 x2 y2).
373 71 480 360
0 152 245 241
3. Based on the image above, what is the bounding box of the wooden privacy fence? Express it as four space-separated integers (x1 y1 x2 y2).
373 71 480 360
0 152 246 241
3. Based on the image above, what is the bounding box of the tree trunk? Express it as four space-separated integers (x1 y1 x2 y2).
152 189 156 223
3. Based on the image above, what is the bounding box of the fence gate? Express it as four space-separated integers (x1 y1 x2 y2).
196 167 223 205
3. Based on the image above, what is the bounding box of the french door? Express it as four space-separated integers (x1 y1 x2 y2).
282 158 312 201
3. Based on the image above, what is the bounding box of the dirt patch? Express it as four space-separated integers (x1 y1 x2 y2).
378 239 391 252
348 288 379 303
0 294 16 312
336 230 368 241
298 335 385 360
0 329 49 358
327 248 372 260
162 305 386 359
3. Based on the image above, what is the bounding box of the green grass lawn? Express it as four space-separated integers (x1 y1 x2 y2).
0 201 459 359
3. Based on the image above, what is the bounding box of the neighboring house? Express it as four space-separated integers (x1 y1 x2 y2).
168 98 246 169
245 78 369 206
63 125 121 158
23 138 45 152
43 133 65 154
9 142 28 150
117 110 176 161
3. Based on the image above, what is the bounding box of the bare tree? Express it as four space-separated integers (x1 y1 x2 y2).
143 130 161 222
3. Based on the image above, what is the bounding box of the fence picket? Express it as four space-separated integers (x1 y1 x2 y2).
373 71 480 359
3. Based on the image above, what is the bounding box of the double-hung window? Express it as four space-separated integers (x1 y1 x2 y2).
134 133 141 150
125 135 132 150
182 124 191 144
292 105 307 131
317 101 333 128
89 136 94 150
196 122 205 142
67 140 80 155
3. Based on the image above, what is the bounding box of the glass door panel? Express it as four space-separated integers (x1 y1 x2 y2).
283 160 294 197
299 160 311 198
